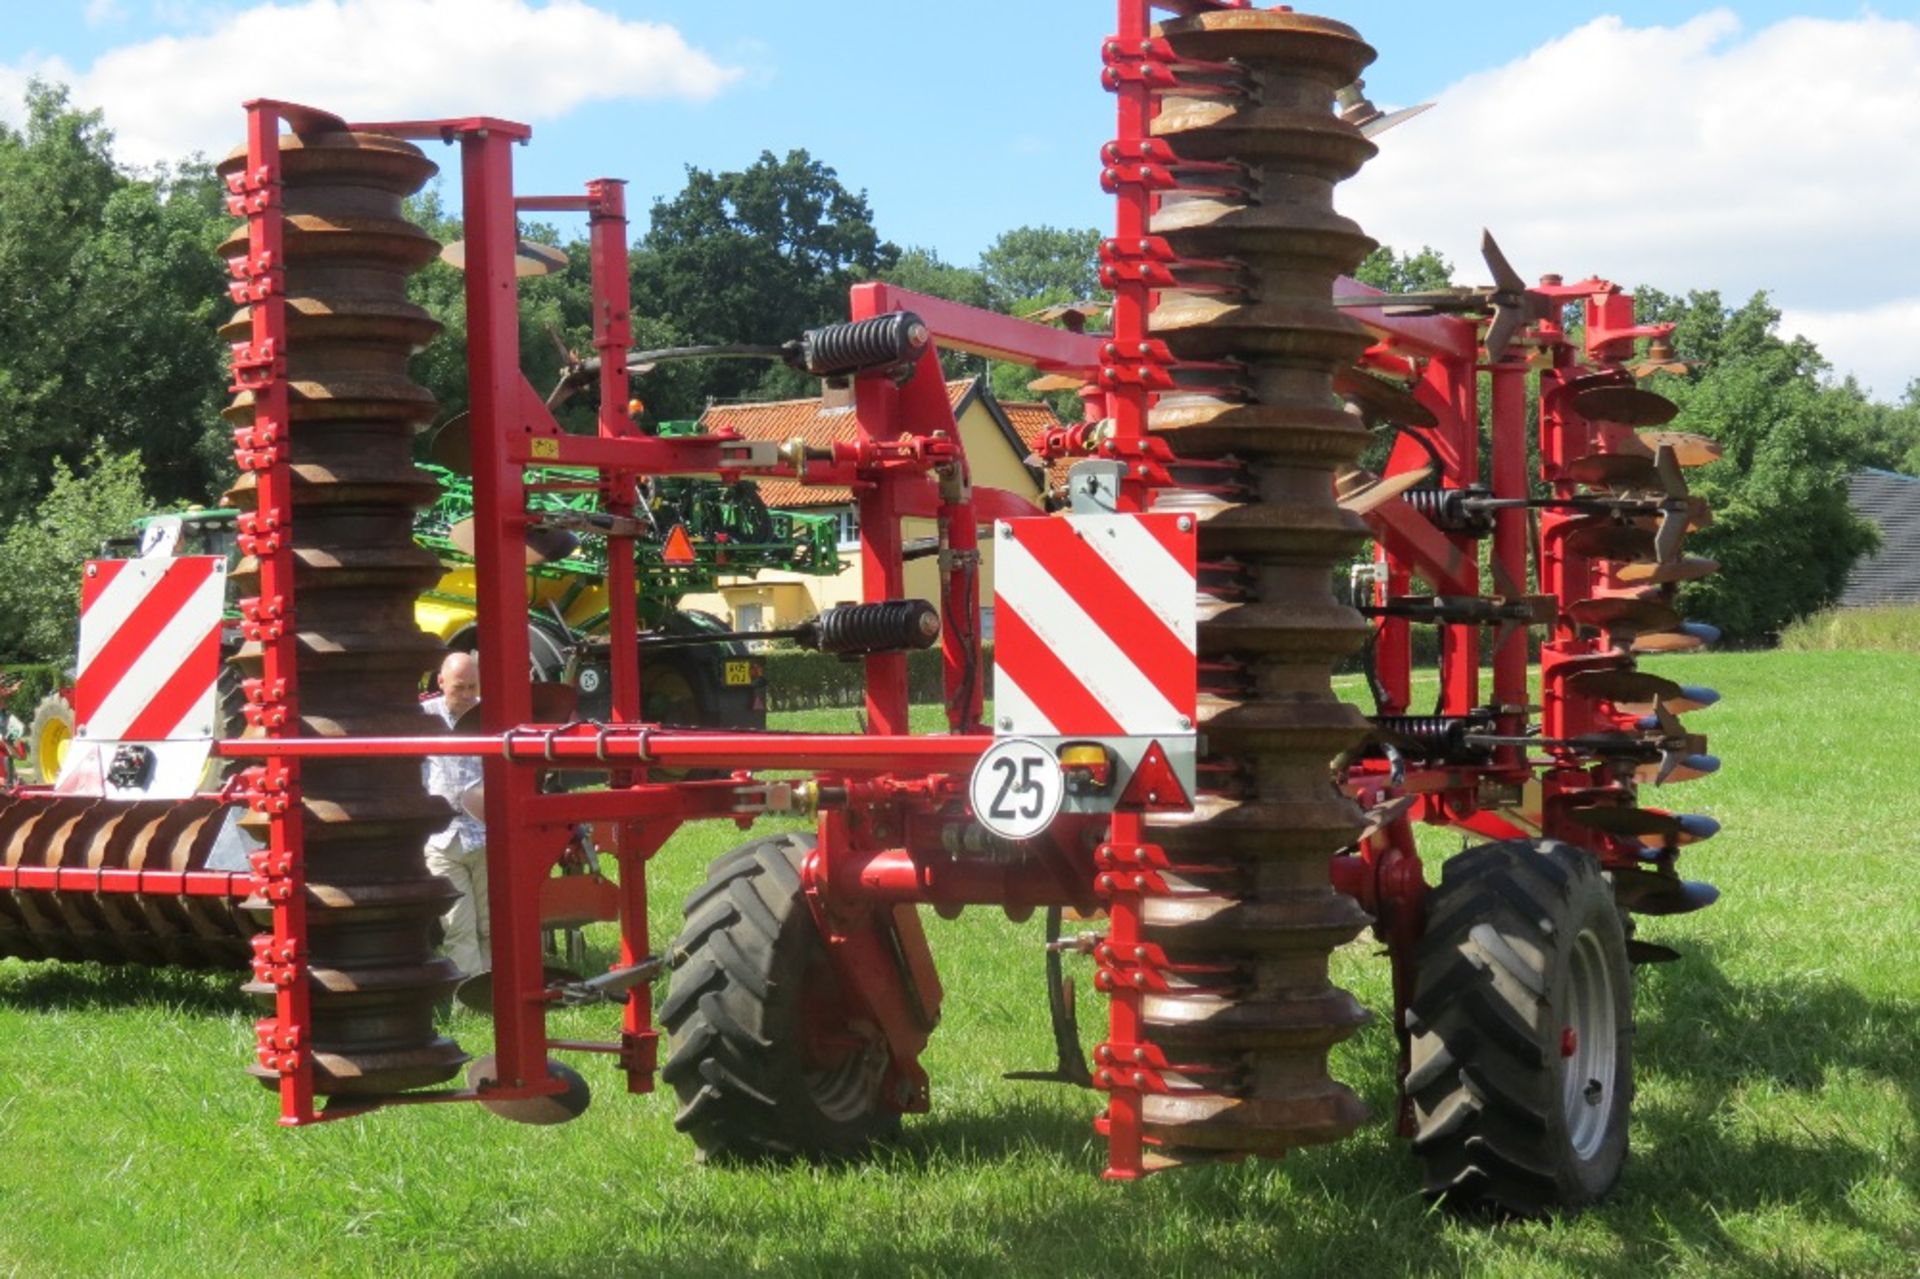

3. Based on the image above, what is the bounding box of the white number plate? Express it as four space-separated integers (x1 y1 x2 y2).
968 737 1064 841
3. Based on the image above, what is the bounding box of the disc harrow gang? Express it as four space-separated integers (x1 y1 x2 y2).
217 128 465 1095
0 798 247 966
1130 9 1379 1162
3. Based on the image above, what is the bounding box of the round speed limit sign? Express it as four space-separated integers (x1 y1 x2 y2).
969 737 1065 841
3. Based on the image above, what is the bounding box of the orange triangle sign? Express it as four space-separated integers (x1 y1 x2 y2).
661 523 696 565
1116 740 1190 812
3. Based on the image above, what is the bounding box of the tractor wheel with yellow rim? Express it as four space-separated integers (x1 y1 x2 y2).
28 692 75 784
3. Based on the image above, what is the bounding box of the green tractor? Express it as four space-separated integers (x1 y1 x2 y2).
24 433 838 781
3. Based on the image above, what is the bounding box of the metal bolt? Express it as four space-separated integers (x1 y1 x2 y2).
999 524 1013 540
1176 516 1193 533
999 716 1013 730
1178 715 1193 730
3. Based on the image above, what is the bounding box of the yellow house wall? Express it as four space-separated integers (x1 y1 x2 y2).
681 396 1043 630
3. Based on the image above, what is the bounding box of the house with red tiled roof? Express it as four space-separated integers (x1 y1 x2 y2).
678 375 1066 633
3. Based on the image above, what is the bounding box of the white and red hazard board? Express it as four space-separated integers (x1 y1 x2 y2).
984 513 1197 831
55 556 225 799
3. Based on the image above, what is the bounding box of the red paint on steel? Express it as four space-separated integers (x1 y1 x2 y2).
991 607 1126 736
231 97 314 1125
1003 518 1195 714
73 559 219 728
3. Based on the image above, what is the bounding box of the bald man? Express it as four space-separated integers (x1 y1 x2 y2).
421 651 489 978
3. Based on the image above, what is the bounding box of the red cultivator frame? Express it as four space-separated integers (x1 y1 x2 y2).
0 1 1724 1218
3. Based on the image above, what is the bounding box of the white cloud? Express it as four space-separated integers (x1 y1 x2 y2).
1778 299 1920 402
0 0 741 166
84 0 128 26
1344 10 1920 401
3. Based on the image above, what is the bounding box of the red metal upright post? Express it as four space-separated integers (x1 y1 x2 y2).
460 125 548 1093
1489 360 1531 761
584 175 662 1091
228 102 314 1125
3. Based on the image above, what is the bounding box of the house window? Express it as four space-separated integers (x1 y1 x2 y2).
735 603 766 634
834 505 860 551
978 606 995 642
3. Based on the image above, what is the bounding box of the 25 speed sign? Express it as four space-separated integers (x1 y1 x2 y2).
968 737 1065 840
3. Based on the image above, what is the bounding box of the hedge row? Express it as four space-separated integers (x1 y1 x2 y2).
763 645 994 712
1 663 66 719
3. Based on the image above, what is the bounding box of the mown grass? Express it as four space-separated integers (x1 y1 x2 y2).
0 650 1915 1276
1779 604 1920 654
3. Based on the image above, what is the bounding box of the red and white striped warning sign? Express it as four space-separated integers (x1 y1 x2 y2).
74 556 225 743
993 514 1196 737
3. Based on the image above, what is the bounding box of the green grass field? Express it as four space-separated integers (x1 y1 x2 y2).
0 649 1915 1277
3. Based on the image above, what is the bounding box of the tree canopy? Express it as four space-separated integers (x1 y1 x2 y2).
629 149 898 414
0 83 230 517
0 76 1908 662
1632 287 1900 641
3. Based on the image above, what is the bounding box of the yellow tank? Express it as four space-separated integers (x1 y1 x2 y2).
413 564 612 644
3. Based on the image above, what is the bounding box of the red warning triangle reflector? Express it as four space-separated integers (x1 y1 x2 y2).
1116 740 1189 812
661 523 696 565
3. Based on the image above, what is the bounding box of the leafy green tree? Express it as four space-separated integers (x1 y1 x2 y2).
0 447 151 663
1353 244 1453 293
883 246 993 311
1633 288 1880 640
0 84 230 516
629 150 898 415
978 225 1101 314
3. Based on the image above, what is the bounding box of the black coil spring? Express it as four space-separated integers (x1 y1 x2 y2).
1401 486 1494 537
796 311 930 377
1370 714 1493 762
808 599 941 656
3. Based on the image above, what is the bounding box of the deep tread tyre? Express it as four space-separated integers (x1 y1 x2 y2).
660 832 898 1163
27 692 74 784
1408 838 1634 1216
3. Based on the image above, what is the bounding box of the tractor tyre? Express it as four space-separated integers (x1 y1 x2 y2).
1407 838 1634 1216
660 832 898 1163
27 692 75 784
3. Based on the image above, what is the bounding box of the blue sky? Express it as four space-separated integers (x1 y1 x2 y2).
5 2 1920 396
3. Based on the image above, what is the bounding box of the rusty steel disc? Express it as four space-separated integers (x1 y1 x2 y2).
1634 753 1721 785
1334 367 1438 428
1632 628 1710 654
1615 555 1719 585
439 238 569 278
427 412 472 472
1564 668 1682 705
1568 596 1683 636
1563 453 1659 490
1334 466 1421 513
1613 871 1720 916
1557 515 1656 561
1335 465 1431 515
1566 805 1684 839
1571 384 1679 426
449 518 581 566
1638 430 1721 466
1356 793 1416 844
